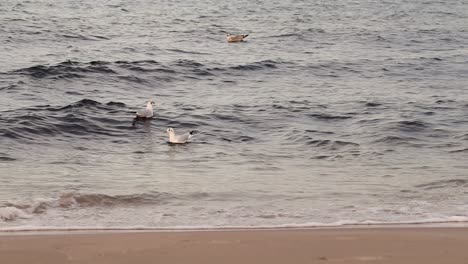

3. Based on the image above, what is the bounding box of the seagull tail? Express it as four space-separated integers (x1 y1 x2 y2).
243 34 249 38
189 130 196 135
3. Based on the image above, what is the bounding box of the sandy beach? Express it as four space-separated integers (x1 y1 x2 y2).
1 227 468 264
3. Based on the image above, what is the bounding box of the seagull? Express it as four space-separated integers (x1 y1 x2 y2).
132 100 155 126
227 33 249 43
166 128 195 144
136 100 155 118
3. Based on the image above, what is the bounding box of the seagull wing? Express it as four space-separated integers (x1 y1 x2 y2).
227 35 246 42
174 132 194 143
136 108 153 118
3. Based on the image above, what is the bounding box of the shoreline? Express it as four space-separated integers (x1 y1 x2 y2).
1 221 468 235
1 227 468 263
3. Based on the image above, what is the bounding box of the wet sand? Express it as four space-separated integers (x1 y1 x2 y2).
1 227 467 264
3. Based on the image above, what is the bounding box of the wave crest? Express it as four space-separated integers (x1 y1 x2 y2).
0 191 214 222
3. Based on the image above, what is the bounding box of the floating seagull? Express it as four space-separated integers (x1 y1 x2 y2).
132 100 155 126
227 33 249 43
136 100 155 118
166 128 195 144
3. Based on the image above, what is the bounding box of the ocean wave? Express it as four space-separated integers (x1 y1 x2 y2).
0 153 16 161
265 31 318 41
57 98 110 110
7 59 287 81
173 59 204 68
285 131 358 150
0 99 131 140
308 113 353 120
0 193 156 221
55 192 178 207
363 102 383 107
449 148 468 153
60 33 110 41
12 60 116 79
268 33 303 38
306 139 359 150
272 103 311 113
386 120 432 133
0 84 20 91
0 191 247 221
227 60 278 71
0 207 30 221
166 48 211 55
371 135 426 147
415 179 468 190
220 135 256 143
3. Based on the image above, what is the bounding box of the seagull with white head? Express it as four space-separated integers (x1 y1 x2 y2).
136 99 155 118
132 99 155 126
166 128 195 144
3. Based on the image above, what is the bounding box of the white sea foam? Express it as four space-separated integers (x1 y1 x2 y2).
0 207 30 221
1 216 467 232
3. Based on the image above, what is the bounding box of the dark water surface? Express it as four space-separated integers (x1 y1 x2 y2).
1 0 468 229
